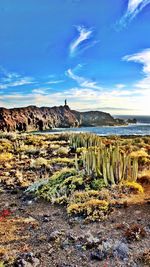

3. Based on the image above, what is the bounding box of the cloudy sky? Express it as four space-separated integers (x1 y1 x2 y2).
0 0 150 115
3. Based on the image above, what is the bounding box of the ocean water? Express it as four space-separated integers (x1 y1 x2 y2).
43 116 150 136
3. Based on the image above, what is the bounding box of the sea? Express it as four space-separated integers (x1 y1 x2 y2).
43 116 150 136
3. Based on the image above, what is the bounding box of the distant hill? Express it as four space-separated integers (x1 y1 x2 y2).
0 105 124 132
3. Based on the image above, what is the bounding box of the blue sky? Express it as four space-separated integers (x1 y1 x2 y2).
0 0 150 115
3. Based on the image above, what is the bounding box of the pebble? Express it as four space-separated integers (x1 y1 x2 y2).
74 244 84 251
49 230 62 242
27 200 33 205
42 215 50 222
113 240 129 260
80 231 100 249
134 210 141 215
14 253 40 267
60 240 70 249
90 249 107 261
66 232 77 243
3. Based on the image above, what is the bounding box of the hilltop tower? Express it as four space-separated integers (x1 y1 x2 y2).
64 99 67 106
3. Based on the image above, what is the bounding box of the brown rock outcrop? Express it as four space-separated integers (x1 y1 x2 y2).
0 105 117 132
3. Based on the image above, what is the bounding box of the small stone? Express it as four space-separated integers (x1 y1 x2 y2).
90 250 107 261
14 258 32 267
42 215 49 222
74 244 84 251
82 231 100 249
14 254 40 267
32 257 40 267
60 240 70 249
38 234 47 242
49 230 61 242
27 200 33 205
113 241 129 260
66 232 77 243
18 207 25 212
48 248 54 255
35 252 41 259
4 202 9 207
134 210 141 215
80 224 86 229
101 240 112 252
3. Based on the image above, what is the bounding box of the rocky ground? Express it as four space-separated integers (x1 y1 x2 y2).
0 133 150 267
0 186 150 267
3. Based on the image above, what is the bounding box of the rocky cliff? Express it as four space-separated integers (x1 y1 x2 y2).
0 105 119 132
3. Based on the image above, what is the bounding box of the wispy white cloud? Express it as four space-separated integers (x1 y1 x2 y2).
122 48 150 114
116 84 126 89
1 51 150 115
123 48 150 89
66 67 101 89
0 67 35 89
46 80 64 85
118 0 150 28
1 81 149 115
32 88 49 94
69 25 98 56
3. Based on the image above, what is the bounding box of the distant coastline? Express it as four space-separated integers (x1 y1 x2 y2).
114 115 150 124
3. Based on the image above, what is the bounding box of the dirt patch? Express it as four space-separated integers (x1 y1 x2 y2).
0 188 149 267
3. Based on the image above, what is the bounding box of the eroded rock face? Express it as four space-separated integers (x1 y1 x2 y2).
73 110 117 127
0 105 117 132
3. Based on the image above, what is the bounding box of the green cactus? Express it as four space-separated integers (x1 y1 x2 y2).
72 133 139 185
79 142 138 185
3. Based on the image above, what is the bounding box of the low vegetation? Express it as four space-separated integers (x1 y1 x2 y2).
23 133 150 221
0 133 149 210
0 132 149 265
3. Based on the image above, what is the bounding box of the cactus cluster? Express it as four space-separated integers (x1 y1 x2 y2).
69 133 103 150
73 134 139 185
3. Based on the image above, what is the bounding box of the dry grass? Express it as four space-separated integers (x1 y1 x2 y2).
30 157 50 168
0 153 13 162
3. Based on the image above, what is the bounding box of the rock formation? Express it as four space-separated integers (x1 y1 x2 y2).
0 105 120 132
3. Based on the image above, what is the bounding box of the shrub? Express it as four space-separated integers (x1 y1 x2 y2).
67 199 109 221
91 179 106 190
25 135 45 146
0 153 13 162
15 169 23 181
122 181 144 193
0 140 13 152
0 132 16 140
124 224 146 241
130 149 148 158
30 157 50 169
50 157 74 164
50 144 60 150
76 147 87 153
17 144 39 155
56 146 69 155
69 190 109 204
28 168 83 204
26 179 49 193
139 249 150 265
50 140 68 145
